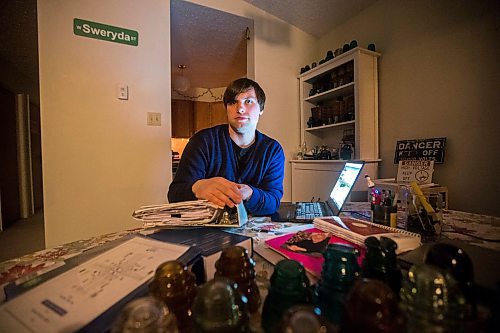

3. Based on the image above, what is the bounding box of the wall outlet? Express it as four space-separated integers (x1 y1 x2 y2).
117 84 128 100
147 112 161 126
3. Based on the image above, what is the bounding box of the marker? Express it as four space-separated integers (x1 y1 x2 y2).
410 181 435 214
365 174 380 206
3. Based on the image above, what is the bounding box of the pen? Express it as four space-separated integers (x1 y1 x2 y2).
392 191 399 207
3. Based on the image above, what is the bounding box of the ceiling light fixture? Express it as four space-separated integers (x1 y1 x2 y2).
174 64 190 92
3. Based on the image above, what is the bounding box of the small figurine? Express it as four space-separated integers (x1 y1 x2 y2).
340 144 353 160
221 210 231 225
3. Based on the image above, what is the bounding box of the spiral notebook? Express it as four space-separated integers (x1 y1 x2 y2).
313 216 421 254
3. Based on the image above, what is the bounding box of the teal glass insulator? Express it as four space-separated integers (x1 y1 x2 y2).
261 259 312 333
314 243 361 325
379 236 402 294
320 243 360 290
400 263 467 333
425 242 476 319
362 236 385 279
362 236 402 295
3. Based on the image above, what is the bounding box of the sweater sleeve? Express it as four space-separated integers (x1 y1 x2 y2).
167 135 208 203
244 143 285 215
168 126 285 216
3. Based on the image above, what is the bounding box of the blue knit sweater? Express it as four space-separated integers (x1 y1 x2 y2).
168 125 285 215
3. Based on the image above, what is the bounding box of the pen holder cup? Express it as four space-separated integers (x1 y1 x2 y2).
407 193 444 242
371 205 397 228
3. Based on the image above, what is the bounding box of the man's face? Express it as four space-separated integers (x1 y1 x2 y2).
226 88 263 134
311 233 329 243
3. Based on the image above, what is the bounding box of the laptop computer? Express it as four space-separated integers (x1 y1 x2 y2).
272 161 365 222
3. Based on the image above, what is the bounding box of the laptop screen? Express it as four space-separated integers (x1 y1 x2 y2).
329 162 364 210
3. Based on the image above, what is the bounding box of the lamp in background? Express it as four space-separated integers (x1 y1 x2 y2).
174 64 190 92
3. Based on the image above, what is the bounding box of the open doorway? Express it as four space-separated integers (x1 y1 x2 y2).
170 0 253 170
0 0 44 259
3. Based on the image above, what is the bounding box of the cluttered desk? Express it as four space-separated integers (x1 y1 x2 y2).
4 134 498 331
0 197 498 332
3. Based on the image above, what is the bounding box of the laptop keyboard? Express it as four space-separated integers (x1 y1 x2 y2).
296 202 324 220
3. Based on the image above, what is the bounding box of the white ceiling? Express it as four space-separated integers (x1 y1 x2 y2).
172 0 379 89
243 0 378 38
0 0 379 93
171 0 251 89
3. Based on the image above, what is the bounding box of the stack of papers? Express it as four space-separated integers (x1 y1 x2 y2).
132 200 221 227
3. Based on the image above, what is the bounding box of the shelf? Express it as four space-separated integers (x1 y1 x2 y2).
298 47 381 81
299 47 380 163
305 120 355 132
305 82 354 104
295 48 380 202
290 159 382 163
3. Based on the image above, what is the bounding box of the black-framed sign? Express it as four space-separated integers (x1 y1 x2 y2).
394 137 446 164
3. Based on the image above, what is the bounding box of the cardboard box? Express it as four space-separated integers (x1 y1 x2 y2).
373 178 448 209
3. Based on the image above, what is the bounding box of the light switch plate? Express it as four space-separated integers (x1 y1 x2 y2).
147 112 161 126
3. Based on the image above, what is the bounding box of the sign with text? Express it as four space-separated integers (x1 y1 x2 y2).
394 137 446 164
396 160 435 184
73 18 138 46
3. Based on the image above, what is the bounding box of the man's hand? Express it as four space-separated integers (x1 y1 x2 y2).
192 177 243 208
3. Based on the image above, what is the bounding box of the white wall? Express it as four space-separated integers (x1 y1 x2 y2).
38 0 316 246
187 0 318 201
318 0 500 216
38 0 172 246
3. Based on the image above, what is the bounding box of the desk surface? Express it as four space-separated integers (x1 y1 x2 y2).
1 202 499 301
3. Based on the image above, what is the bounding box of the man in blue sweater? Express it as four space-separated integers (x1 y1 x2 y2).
168 78 285 215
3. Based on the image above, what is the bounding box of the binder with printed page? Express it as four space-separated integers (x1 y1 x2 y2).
1 229 252 333
313 216 421 254
146 227 253 282
0 236 193 333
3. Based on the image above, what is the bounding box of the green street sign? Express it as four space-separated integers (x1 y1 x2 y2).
73 18 138 46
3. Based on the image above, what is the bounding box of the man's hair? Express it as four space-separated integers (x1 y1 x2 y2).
223 78 266 111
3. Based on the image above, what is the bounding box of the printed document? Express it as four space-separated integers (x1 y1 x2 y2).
0 236 189 333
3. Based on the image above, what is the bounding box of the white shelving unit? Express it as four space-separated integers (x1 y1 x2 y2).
291 47 381 201
299 47 380 159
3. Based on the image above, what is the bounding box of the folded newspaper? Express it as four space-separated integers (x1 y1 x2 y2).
132 200 248 228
